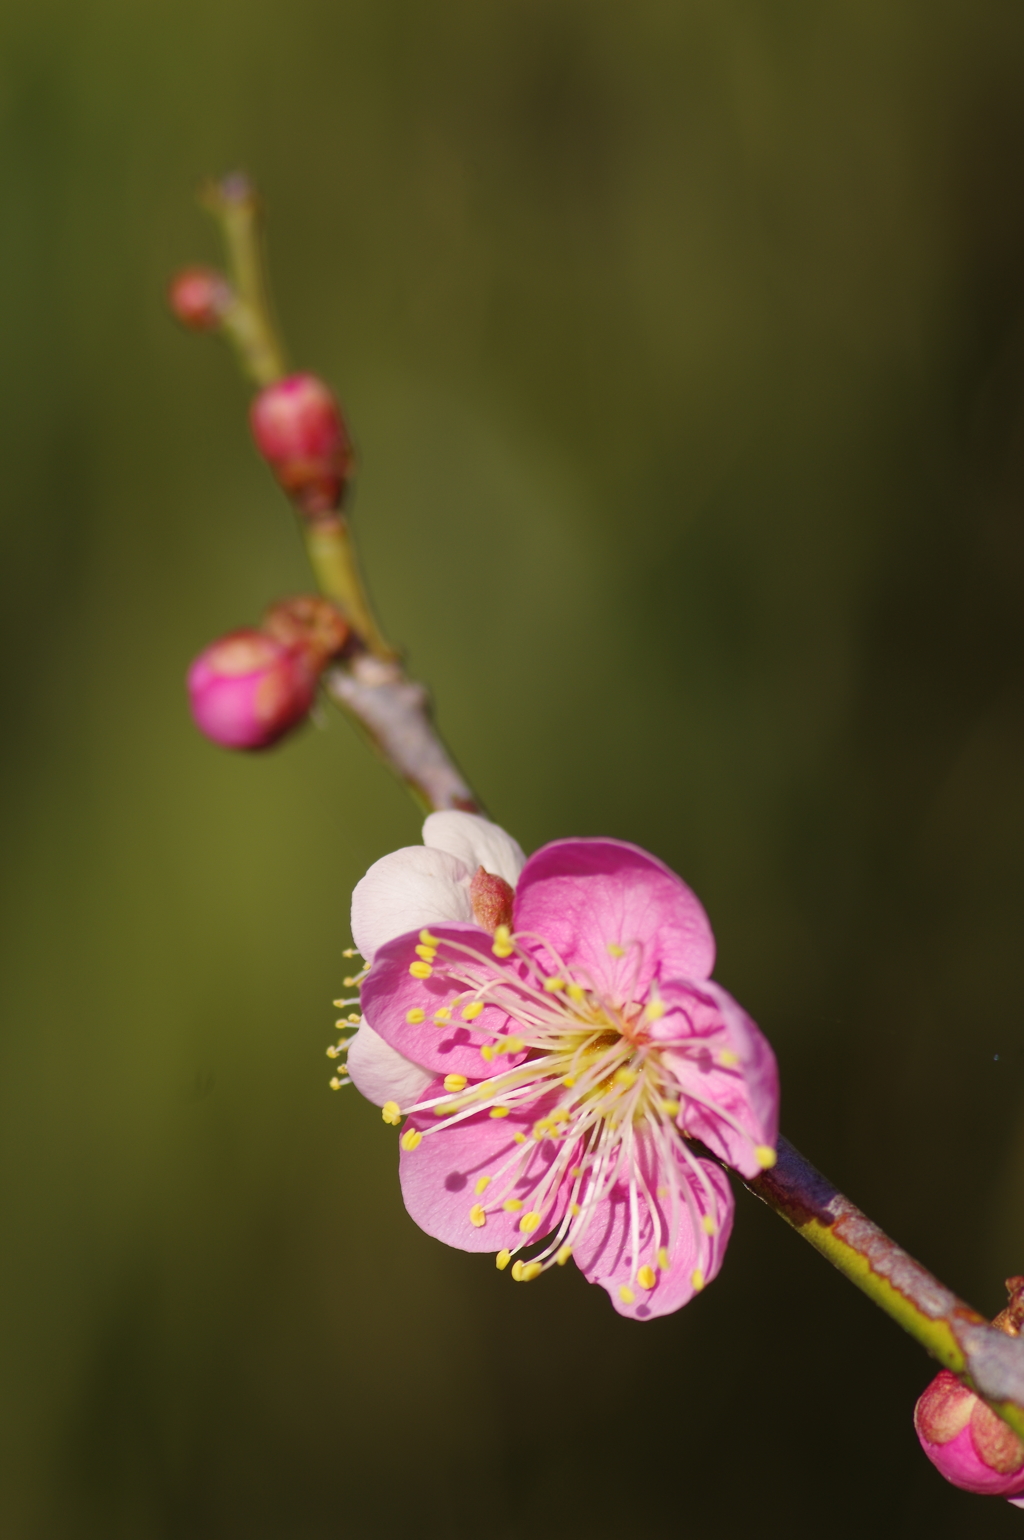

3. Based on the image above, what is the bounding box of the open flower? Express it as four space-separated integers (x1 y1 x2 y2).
340 813 779 1320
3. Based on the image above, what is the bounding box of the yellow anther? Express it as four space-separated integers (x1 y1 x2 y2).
701 1214 717 1235
419 929 440 947
462 1001 485 1022
644 999 666 1020
691 1269 705 1292
495 1249 512 1271
342 948 359 958
556 1244 573 1266
381 1101 402 1126
512 1132 527 1144
510 1260 525 1282
326 1045 340 1058
657 1248 670 1271
434 1103 458 1118
570 1167 581 1178
502 1036 524 1054
347 1013 361 1024
619 1285 636 1304
469 1203 487 1228
480 1044 495 1062
519 1211 542 1234
543 976 566 993
566 983 585 1003
532 1120 551 1142
562 1075 577 1088
607 942 626 958
335 1020 347 1030
343 976 358 988
719 1049 740 1068
503 1198 524 1212
661 1099 680 1117
406 1008 426 1025
755 1145 777 1169
443 1074 468 1093
332 999 346 1008
329 1077 343 1090
434 1007 452 1024
492 925 514 958
549 1106 570 1123
570 1203 581 1217
475 1175 491 1196
520 1262 543 1282
409 961 433 980
637 1265 657 1290
613 1068 638 1088
415 944 437 961
490 1106 510 1118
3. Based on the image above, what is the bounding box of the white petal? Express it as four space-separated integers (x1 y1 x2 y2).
346 1025 433 1108
422 811 526 888
351 845 473 962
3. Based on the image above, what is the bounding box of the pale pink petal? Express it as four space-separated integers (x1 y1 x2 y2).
513 838 715 1001
653 979 779 1179
359 924 528 1080
351 846 472 963
572 1134 734 1320
423 811 526 888
346 1024 434 1108
399 1088 570 1253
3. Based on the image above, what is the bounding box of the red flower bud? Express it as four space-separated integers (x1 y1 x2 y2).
168 266 233 331
262 595 352 669
915 1278 1024 1502
249 373 354 516
187 630 317 750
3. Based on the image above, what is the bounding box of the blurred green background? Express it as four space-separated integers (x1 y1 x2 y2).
3 1 1024 1534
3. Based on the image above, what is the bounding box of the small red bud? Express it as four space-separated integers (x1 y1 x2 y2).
262 595 352 669
168 266 234 331
187 629 317 750
469 867 515 933
249 373 354 516
915 1278 1024 1501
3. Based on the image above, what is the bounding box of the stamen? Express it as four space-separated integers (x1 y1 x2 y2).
406 1008 426 1024
492 925 514 959
443 1074 468 1093
462 1001 485 1021
619 1285 635 1303
755 1145 777 1169
415 944 437 961
556 1244 573 1266
719 1049 739 1068
409 961 433 979
691 1268 705 1292
503 1198 523 1212
490 1106 510 1118
475 1176 491 1195
657 1247 670 1271
419 930 440 946
381 1102 402 1126
469 1204 487 1227
637 1265 657 1290
401 1129 422 1151
496 1249 512 1270
519 1211 542 1233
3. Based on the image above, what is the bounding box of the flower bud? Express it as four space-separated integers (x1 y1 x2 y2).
262 595 351 669
187 629 317 750
914 1277 1024 1501
249 373 354 516
168 266 234 331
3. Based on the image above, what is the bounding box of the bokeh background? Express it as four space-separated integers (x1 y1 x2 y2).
3 1 1024 1534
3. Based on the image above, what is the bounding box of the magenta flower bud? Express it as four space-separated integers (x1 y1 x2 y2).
249 373 354 516
187 629 317 750
915 1278 1024 1501
168 266 234 331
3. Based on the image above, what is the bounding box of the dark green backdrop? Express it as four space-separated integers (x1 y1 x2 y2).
3 2 1024 1534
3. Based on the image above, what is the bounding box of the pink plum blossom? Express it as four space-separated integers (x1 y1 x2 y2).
341 812 779 1320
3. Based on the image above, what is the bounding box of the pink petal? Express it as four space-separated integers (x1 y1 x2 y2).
399 1087 572 1253
654 979 779 1179
513 838 715 1001
572 1132 734 1320
345 1024 434 1108
351 846 473 963
359 924 528 1080
423 812 526 888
